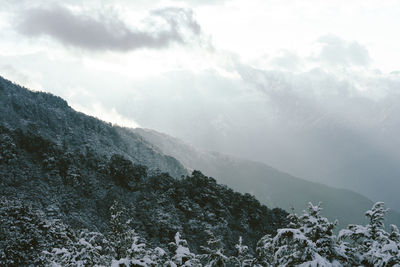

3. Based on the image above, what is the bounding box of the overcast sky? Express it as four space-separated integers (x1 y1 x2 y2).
1 0 400 208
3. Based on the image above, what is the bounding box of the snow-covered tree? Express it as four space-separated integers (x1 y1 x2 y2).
0 133 17 164
43 230 109 266
108 201 165 266
200 230 228 267
297 203 338 261
151 247 170 266
166 232 200 266
255 202 342 266
111 230 154 267
251 234 274 266
338 202 400 266
108 201 138 259
0 197 72 266
230 236 252 267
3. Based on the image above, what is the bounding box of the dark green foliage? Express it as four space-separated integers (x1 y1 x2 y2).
0 131 17 165
109 154 147 189
0 198 45 265
0 76 287 263
0 76 188 179
0 197 74 266
0 125 288 263
199 230 229 266
1 76 400 265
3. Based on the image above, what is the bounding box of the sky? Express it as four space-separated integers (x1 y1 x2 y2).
1 0 400 208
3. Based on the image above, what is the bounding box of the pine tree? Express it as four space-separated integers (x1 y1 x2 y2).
251 234 274 266
124 231 153 266
43 230 109 266
168 232 201 266
256 202 341 266
151 247 170 266
200 230 228 267
338 202 400 266
298 203 338 261
231 236 252 267
0 133 17 164
0 198 51 266
108 200 138 259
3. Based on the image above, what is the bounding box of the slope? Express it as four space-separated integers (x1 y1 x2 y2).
0 125 288 262
0 75 289 263
0 76 187 178
133 128 400 229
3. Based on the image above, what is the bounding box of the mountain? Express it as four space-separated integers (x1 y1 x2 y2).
0 75 289 264
0 76 187 179
133 128 400 229
2 75 400 266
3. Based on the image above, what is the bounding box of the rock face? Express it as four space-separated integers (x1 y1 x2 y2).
0 76 188 178
133 128 400 229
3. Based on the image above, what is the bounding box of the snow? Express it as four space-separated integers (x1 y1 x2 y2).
298 254 334 267
111 258 130 267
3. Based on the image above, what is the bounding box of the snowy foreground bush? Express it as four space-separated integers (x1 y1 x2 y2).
39 202 400 267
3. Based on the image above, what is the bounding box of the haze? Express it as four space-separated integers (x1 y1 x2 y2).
1 0 400 209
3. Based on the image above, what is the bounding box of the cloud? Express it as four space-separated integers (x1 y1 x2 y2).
180 0 229 5
315 34 371 67
16 4 203 51
71 101 140 129
0 64 44 91
228 61 400 209
106 58 400 208
270 50 303 71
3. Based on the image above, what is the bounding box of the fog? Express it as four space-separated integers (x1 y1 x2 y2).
102 63 400 209
1 0 400 209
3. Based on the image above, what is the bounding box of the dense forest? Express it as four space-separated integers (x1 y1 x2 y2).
1 126 400 266
0 125 288 265
1 76 400 266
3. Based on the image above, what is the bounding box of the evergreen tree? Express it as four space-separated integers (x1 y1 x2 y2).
338 202 400 266
119 231 153 266
200 230 228 267
298 203 338 261
255 202 341 266
231 236 252 267
108 200 138 259
0 133 17 164
251 234 274 267
168 232 201 266
0 198 50 266
43 230 109 266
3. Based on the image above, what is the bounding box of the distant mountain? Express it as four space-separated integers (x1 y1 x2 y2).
133 128 400 229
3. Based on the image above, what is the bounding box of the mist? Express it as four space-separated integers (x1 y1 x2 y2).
3 1 400 265
96 64 400 209
1 0 400 210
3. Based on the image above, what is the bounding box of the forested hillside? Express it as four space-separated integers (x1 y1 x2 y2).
0 76 187 178
0 124 288 265
1 76 399 266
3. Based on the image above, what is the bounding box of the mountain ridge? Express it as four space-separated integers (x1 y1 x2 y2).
0 76 188 179
133 127 400 229
1 74 399 230
0 75 290 264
